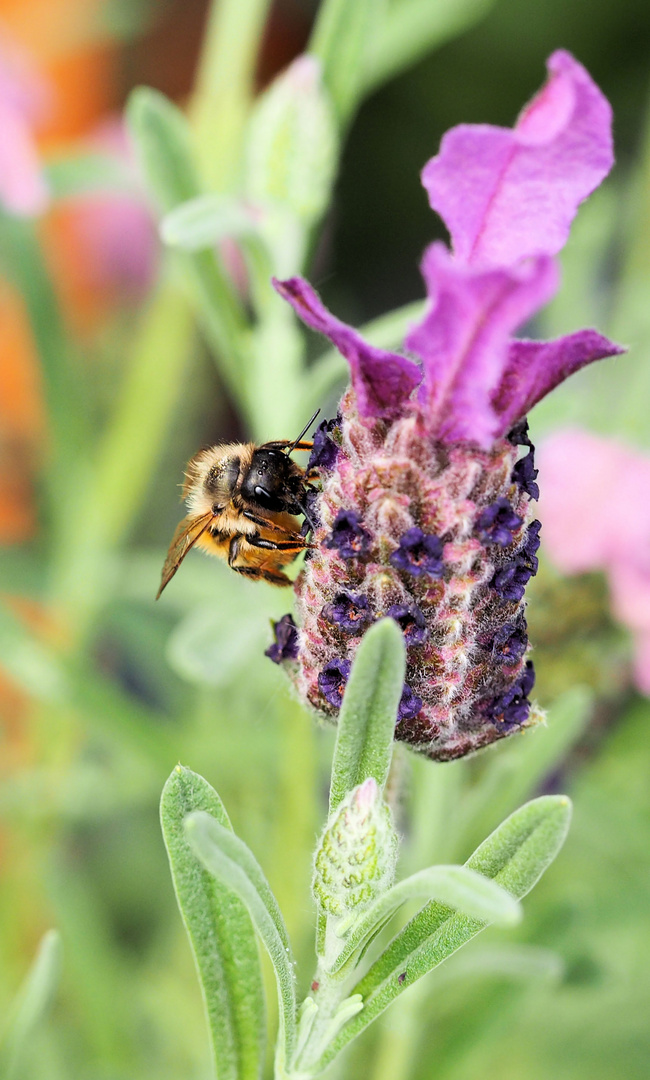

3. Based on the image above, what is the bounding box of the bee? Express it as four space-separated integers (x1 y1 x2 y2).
156 412 319 598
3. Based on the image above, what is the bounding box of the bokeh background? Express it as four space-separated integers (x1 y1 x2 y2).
0 1 649 1078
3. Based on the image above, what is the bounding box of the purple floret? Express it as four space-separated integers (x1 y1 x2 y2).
490 619 528 664
512 449 540 500
318 658 352 708
386 603 428 646
397 683 423 722
477 498 523 547
487 660 536 729
322 592 373 634
507 418 534 448
524 519 542 559
491 520 541 599
324 510 372 559
389 527 444 578
265 614 299 664
308 415 340 471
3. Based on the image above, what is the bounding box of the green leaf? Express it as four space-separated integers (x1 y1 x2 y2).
185 809 297 1073
328 865 522 975
317 795 572 1067
0 930 62 1080
161 194 265 251
329 618 406 812
309 0 385 125
363 0 495 94
430 943 564 991
126 86 252 420
0 213 87 527
453 686 592 856
126 87 201 214
160 767 265 1080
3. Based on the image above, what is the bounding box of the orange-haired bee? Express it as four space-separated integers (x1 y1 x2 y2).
156 413 319 598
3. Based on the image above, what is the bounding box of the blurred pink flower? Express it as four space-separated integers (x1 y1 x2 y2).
538 429 650 694
0 28 50 216
63 117 159 301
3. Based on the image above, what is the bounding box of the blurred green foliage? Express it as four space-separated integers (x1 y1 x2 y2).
0 0 649 1077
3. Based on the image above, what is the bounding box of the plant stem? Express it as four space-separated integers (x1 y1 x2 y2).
48 280 193 644
190 0 273 191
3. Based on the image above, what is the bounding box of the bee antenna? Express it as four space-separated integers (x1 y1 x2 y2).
285 409 320 456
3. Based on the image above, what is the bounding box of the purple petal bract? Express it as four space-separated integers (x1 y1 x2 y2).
272 276 421 420
422 50 614 269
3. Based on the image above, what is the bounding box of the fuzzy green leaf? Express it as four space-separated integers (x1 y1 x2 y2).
363 0 495 94
0 930 62 1080
317 795 572 1067
185 810 297 1073
126 87 251 418
126 87 201 214
328 865 522 974
161 194 264 252
329 618 406 813
160 767 265 1080
309 0 385 125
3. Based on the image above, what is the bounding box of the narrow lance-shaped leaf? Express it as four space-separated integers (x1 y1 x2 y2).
328 865 522 975
308 0 385 126
160 766 265 1080
126 87 251 417
362 0 494 95
185 810 298 1074
0 930 62 1080
316 795 572 1068
329 618 405 812
126 87 201 213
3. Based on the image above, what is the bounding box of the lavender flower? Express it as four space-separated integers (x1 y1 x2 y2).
398 684 423 722
318 659 352 707
324 510 372 559
309 415 341 471
386 604 428 646
271 51 624 761
476 499 523 547
389 528 444 578
265 614 299 663
322 592 373 634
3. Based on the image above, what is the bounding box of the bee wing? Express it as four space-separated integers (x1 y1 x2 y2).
156 512 214 599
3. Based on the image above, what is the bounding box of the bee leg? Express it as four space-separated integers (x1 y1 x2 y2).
227 537 292 586
242 510 285 532
232 565 292 586
247 535 307 553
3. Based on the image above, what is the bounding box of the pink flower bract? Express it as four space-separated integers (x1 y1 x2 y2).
422 50 614 269
275 51 622 450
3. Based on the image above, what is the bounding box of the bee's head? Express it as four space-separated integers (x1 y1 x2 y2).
241 448 292 511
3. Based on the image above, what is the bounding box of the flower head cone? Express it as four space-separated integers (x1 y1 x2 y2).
267 51 624 762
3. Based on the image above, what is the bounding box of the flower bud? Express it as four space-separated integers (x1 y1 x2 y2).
312 778 397 918
244 55 338 226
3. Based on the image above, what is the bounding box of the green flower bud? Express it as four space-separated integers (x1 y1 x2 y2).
312 778 397 918
244 55 338 226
